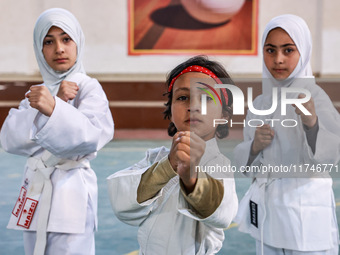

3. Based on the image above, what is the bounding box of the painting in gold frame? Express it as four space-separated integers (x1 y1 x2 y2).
128 0 259 55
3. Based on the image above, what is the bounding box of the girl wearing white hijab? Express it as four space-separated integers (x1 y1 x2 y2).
234 14 340 254
0 8 113 255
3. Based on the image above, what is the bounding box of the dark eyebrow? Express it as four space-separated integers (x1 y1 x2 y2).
264 43 296 48
173 87 190 93
264 43 276 48
44 32 67 38
281 43 296 47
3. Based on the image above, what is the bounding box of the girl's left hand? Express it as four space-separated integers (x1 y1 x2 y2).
57 80 79 102
294 93 317 128
26 85 55 116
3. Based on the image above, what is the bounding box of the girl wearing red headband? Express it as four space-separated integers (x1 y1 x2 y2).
108 55 238 254
164 56 233 139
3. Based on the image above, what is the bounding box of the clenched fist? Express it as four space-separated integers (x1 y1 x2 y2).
168 131 205 193
57 80 79 102
293 93 317 129
26 85 55 116
251 124 275 155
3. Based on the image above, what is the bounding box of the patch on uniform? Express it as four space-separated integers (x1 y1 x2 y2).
12 186 27 217
17 198 38 229
249 200 258 228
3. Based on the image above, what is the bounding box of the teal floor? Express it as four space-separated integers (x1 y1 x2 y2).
1 139 340 254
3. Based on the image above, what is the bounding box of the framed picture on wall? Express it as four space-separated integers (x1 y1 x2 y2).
128 0 259 55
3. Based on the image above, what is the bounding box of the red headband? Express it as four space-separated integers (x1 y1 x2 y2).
168 65 229 105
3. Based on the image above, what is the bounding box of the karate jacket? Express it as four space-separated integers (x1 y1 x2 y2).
1 73 114 234
234 81 340 251
107 138 238 255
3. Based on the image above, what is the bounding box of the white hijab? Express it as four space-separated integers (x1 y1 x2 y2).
257 15 317 167
33 8 85 96
261 14 314 97
252 14 340 169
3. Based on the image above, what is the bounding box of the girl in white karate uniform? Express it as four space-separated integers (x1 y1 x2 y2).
107 56 238 254
0 8 114 255
234 14 340 254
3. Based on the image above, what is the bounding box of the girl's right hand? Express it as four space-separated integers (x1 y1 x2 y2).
57 80 79 102
26 85 55 116
251 124 275 155
168 131 205 193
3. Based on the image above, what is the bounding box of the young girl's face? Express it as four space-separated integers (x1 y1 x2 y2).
42 26 77 72
263 28 300 80
171 72 226 141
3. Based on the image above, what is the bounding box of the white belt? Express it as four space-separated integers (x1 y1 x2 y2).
26 150 90 255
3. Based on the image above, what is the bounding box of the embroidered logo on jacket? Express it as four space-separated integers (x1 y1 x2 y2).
12 187 27 217
250 200 258 228
17 198 38 229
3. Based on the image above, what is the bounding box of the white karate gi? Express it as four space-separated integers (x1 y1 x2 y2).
2 73 113 233
107 138 238 255
233 14 340 254
0 8 114 255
